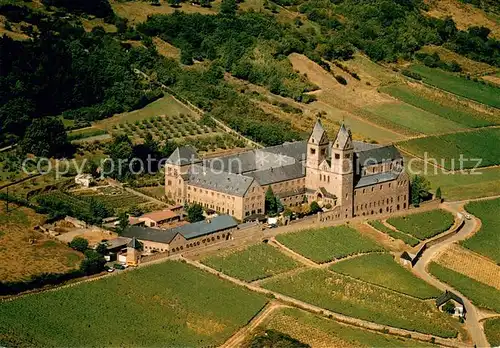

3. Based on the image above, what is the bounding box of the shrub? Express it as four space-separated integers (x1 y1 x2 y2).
334 75 347 85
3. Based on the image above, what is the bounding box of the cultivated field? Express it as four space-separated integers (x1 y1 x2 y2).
201 243 301 282
330 253 440 299
368 220 420 246
0 204 83 282
261 269 458 338
484 318 500 347
380 84 496 128
398 128 500 170
435 244 500 290
275 225 384 263
428 262 500 313
364 102 466 135
462 197 500 263
407 65 500 108
0 261 267 347
408 158 500 201
72 186 154 213
386 209 455 240
256 307 434 348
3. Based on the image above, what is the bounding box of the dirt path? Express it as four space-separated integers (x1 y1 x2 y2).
220 301 285 348
412 203 490 347
268 237 320 268
181 256 467 348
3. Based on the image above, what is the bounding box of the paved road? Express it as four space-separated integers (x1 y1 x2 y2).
412 203 490 347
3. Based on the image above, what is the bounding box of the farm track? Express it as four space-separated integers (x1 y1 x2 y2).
182 256 468 348
412 202 490 347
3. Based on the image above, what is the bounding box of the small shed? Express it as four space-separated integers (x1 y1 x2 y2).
436 291 466 318
399 251 416 267
75 174 93 188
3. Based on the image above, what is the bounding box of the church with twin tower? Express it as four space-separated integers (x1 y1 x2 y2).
165 120 410 221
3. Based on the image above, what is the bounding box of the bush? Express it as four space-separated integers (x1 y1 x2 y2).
402 69 422 80
69 237 89 253
334 75 347 85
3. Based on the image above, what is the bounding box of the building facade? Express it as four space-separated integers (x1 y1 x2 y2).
165 120 410 221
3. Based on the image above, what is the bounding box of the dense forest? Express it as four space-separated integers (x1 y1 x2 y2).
1 0 499 156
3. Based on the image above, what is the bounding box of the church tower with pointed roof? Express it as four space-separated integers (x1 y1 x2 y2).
306 119 329 169
331 123 354 218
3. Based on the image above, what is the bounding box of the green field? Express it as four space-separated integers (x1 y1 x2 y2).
262 307 435 347
67 128 108 142
261 269 458 338
368 220 420 246
276 225 384 263
408 159 500 201
0 261 268 347
330 253 440 299
484 317 500 347
462 198 500 263
364 102 466 135
398 128 500 170
201 243 301 282
407 65 500 108
429 263 500 313
380 84 495 128
387 210 455 240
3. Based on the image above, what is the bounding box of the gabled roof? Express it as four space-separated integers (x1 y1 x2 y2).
166 146 199 165
171 215 238 239
333 123 352 150
140 209 178 222
248 162 305 186
186 164 255 197
354 170 402 188
309 119 329 145
127 236 143 250
319 187 336 199
436 291 465 308
356 145 402 166
122 226 180 244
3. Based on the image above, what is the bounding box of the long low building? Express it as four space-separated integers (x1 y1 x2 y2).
121 215 241 255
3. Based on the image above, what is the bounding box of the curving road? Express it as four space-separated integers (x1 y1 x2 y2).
412 202 490 347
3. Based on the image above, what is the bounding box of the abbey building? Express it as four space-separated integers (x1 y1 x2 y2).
165 120 410 221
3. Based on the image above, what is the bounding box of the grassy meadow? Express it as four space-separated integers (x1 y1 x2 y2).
429 263 500 313
260 307 435 348
201 243 300 282
407 65 500 108
368 220 420 246
462 198 500 263
398 128 500 170
0 261 268 347
329 253 440 299
275 225 384 263
386 210 455 240
261 269 458 338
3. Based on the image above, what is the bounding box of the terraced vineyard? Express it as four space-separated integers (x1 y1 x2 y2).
368 220 420 246
386 209 455 240
330 253 440 299
0 261 268 347
261 268 458 338
484 318 500 347
201 243 301 282
276 225 384 263
463 197 500 263
398 128 500 170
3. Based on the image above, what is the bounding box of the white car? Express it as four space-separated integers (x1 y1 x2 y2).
465 214 472 220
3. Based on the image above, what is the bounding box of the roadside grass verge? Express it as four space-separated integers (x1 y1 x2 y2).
397 128 500 170
429 262 500 313
261 268 458 338
330 253 440 299
407 65 500 109
368 220 420 246
201 243 301 282
0 261 268 347
387 210 455 240
380 84 495 128
462 197 500 263
275 225 384 263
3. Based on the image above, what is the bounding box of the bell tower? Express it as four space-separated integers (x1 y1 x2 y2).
306 119 329 169
331 124 354 218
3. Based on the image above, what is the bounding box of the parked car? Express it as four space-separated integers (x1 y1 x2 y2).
113 263 125 270
105 267 114 273
465 214 471 220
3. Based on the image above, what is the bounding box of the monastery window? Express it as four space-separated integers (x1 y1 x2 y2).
258 208 262 213
245 212 250 216
371 187 374 192
232 210 234 215
344 154 350 159
194 188 197 192
362 189 365 194
217 235 220 240
311 148 316 155
328 176 330 183
389 183 392 188
335 154 340 159
167 180 172 186
380 185 383 190
403 203 407 209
